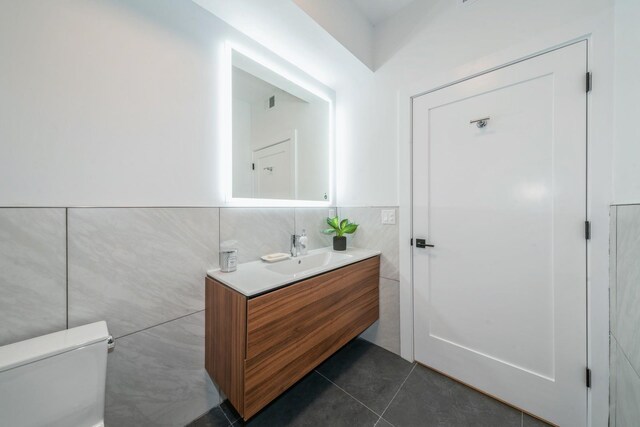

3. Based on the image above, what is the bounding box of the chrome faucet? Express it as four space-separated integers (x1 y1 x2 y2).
291 234 301 257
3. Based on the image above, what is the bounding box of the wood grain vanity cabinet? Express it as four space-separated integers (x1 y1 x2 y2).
205 256 380 420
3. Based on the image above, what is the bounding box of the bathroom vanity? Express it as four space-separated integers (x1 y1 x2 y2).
204 248 381 420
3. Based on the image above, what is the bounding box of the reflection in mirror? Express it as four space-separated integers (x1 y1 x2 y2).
232 51 331 202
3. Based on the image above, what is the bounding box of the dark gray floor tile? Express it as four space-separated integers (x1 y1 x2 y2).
383 365 521 427
237 371 379 427
220 400 241 423
188 406 231 427
316 338 415 414
375 417 394 426
523 413 553 426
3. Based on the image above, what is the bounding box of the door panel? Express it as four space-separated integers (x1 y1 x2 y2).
252 139 294 199
412 42 587 426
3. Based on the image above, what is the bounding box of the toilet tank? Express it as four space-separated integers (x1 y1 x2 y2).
0 322 110 427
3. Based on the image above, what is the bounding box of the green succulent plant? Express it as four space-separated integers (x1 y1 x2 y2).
323 216 358 237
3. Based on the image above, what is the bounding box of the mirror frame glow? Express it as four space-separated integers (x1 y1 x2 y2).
222 42 335 207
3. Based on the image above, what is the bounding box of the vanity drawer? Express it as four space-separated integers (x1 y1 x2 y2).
246 256 380 359
243 256 379 418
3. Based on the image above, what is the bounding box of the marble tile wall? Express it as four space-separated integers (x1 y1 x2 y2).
0 205 401 424
610 204 640 426
68 208 223 425
359 277 400 354
105 311 219 427
67 208 220 338
0 208 67 346
219 208 294 263
339 207 401 355
339 207 399 281
294 207 334 250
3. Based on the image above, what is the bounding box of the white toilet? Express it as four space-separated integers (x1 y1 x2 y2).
0 321 112 427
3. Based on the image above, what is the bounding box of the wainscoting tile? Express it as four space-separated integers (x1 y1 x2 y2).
610 206 617 337
68 208 219 338
360 278 400 355
0 208 66 346
105 311 220 427
610 336 618 427
220 208 294 263
617 348 640 427
339 207 399 281
615 204 640 373
294 208 332 250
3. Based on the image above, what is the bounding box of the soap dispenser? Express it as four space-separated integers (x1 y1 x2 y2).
299 229 308 256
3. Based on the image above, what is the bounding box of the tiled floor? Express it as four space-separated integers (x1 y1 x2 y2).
188 338 551 427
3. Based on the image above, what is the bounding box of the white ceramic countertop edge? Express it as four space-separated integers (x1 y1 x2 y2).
207 246 381 297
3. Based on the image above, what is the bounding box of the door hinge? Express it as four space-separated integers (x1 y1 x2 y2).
252 163 255 170
585 221 591 240
586 368 592 388
410 238 413 246
586 72 592 93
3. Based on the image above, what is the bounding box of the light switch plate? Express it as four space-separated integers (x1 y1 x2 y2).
328 208 336 218
381 209 396 225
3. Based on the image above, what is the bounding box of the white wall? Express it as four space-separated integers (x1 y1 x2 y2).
613 0 640 204
0 0 345 207
0 1 220 206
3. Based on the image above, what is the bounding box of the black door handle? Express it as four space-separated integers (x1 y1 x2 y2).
415 238 435 248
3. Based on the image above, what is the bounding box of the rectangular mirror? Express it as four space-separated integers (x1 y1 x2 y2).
231 49 332 203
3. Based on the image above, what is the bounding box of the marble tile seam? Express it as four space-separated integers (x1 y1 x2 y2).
114 309 205 341
617 343 640 380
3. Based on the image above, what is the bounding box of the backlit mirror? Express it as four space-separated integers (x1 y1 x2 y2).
231 50 332 202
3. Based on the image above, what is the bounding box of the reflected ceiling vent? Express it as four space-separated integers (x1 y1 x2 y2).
458 0 479 6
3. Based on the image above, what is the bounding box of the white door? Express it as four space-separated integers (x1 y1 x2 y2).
252 138 295 199
412 42 587 426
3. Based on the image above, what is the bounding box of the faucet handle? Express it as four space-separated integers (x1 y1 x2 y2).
291 234 300 256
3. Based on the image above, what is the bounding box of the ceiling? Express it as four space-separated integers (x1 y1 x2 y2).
350 0 416 26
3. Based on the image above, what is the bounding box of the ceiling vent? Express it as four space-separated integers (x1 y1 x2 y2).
458 0 479 6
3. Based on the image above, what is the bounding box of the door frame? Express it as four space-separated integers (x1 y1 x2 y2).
397 35 613 427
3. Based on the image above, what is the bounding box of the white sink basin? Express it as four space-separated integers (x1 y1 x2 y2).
266 251 353 276
207 247 381 297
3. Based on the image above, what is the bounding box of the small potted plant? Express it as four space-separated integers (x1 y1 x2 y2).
323 216 358 251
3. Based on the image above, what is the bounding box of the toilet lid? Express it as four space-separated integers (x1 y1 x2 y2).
0 321 109 372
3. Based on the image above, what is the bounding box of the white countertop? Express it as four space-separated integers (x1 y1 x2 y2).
207 246 381 297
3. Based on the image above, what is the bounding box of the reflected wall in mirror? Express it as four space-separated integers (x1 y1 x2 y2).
231 50 331 202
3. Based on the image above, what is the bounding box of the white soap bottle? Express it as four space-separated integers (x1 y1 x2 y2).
299 229 308 255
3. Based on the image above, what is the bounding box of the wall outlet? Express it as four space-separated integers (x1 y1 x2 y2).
381 209 396 225
328 208 336 218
